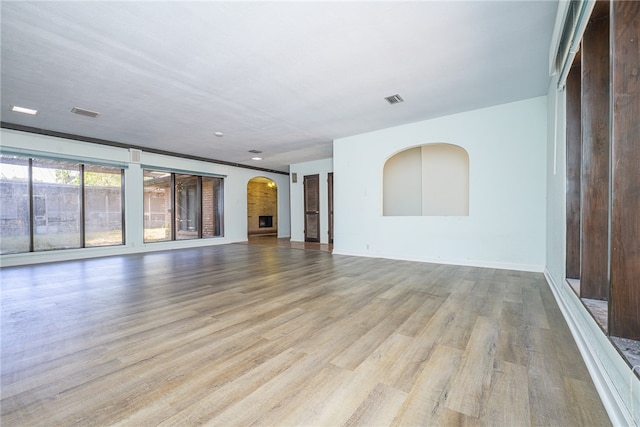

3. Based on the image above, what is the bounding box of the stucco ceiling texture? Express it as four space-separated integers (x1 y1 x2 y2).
1 1 558 172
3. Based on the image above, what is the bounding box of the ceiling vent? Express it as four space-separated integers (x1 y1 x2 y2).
248 149 262 154
384 94 404 105
71 107 100 118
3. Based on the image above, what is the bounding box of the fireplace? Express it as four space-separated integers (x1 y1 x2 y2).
259 215 273 228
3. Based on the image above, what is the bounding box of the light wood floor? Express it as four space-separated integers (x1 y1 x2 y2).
1 244 610 426
245 234 333 253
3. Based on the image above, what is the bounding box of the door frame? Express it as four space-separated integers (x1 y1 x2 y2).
328 172 333 244
304 174 320 243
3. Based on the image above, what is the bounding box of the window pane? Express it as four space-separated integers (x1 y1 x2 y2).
175 174 199 240
84 165 124 247
203 176 223 237
143 170 171 242
0 155 31 254
32 159 81 250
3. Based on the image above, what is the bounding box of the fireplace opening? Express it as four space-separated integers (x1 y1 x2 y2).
259 215 273 228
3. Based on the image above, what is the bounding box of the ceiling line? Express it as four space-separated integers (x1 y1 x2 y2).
0 122 290 176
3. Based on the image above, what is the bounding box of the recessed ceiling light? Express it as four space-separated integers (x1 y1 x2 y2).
71 107 100 118
384 94 404 104
251 157 263 161
214 131 224 137
11 105 38 115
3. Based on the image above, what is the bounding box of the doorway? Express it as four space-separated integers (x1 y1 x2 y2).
247 177 277 237
304 174 320 242
328 172 333 244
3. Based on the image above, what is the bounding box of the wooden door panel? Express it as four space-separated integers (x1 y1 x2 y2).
304 174 320 242
328 172 333 244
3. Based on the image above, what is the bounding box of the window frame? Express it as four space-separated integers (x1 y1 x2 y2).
0 153 125 254
143 168 224 243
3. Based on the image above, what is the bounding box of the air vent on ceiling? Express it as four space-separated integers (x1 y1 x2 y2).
71 107 100 118
384 94 404 105
129 148 142 164
248 149 262 154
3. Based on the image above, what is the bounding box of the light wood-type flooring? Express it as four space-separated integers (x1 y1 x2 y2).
245 234 333 253
1 244 610 426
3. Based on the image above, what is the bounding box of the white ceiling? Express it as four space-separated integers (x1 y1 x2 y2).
1 1 558 173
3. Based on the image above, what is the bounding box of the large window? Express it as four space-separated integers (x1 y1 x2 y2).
143 170 171 242
0 154 125 254
143 169 223 243
32 159 82 251
84 165 124 247
202 176 223 238
0 155 30 254
175 174 199 240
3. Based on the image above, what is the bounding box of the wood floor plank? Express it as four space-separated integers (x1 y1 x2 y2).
246 361 352 426
522 286 550 330
0 244 611 426
395 292 447 337
479 360 531 426
445 316 500 418
157 347 309 426
383 290 468 392
496 300 528 366
436 282 491 350
565 377 612 426
391 344 464 426
330 292 424 370
525 326 575 426
203 351 335 426
301 362 387 426
343 382 407 427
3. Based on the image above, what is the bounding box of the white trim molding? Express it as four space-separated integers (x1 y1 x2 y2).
544 268 640 426
331 249 544 273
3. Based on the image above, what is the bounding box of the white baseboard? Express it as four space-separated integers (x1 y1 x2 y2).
331 249 544 273
0 237 240 268
543 268 638 426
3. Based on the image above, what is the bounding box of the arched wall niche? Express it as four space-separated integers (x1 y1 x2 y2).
383 143 469 216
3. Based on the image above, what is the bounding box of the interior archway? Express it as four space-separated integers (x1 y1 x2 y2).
247 177 278 237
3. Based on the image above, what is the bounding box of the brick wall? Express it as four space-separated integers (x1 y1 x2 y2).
247 180 277 235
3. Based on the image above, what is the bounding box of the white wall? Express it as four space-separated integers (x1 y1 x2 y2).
383 147 422 216
0 128 290 266
289 158 333 244
421 144 469 216
333 96 547 271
